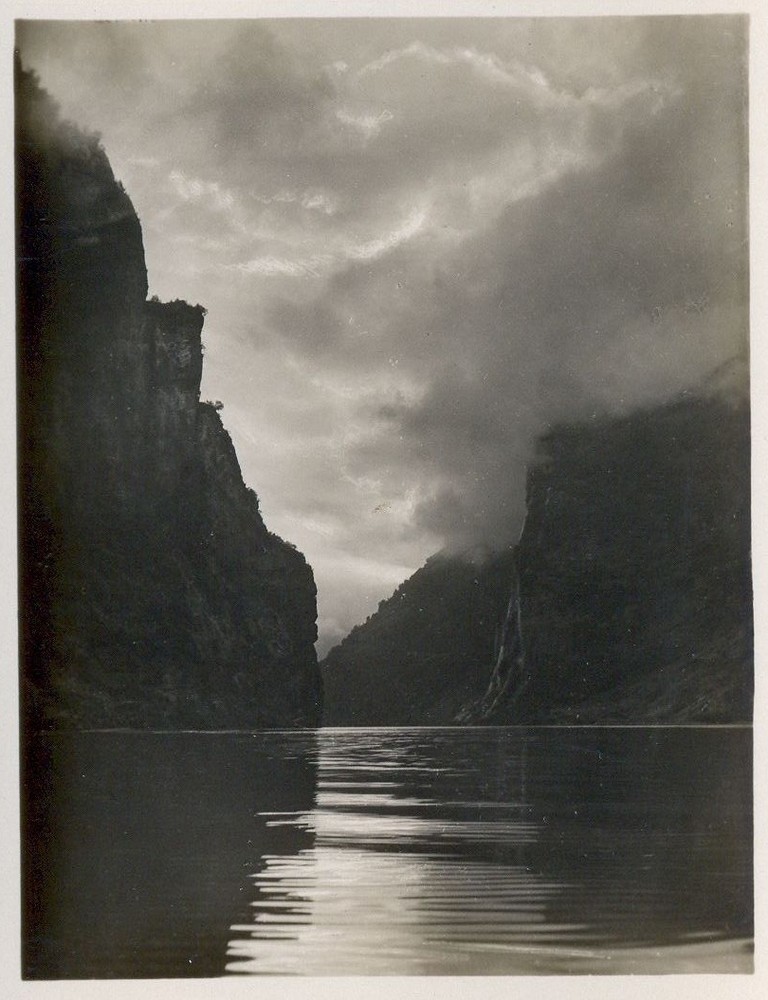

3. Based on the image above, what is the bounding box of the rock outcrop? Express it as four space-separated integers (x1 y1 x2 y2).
17 60 322 729
322 384 752 725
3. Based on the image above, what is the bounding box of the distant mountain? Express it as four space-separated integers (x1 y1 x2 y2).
16 59 322 728
322 548 515 725
322 387 752 725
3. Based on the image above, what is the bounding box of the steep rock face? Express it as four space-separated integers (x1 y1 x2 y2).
476 391 752 724
322 390 752 725
17 62 322 728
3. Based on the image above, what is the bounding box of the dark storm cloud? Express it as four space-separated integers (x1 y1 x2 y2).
261 17 747 552
16 16 748 645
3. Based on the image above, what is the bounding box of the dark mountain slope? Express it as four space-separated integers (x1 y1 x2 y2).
17 60 322 729
322 549 514 725
322 388 752 725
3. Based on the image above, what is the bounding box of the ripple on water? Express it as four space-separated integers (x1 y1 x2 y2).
225 727 753 975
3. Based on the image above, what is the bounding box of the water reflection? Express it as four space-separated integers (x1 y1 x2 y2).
226 727 752 975
22 727 752 978
23 731 318 978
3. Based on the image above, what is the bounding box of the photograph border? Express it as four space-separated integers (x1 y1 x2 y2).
2 1 764 998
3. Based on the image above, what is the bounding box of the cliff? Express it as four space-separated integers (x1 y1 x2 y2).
472 386 752 724
322 387 752 725
17 61 322 729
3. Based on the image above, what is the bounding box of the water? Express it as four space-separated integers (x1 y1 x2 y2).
22 726 753 977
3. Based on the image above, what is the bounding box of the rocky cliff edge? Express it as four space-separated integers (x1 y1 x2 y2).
17 59 322 728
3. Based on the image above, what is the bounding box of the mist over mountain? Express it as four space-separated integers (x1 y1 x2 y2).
323 380 752 726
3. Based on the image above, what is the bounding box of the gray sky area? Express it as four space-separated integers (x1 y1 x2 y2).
17 17 748 653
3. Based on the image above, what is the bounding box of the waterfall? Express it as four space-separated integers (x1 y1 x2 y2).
457 506 531 723
478 556 527 718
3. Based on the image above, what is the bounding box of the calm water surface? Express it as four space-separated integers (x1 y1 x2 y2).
23 726 752 977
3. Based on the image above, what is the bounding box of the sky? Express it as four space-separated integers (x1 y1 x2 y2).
16 16 748 653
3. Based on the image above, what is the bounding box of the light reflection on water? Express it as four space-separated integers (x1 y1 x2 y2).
224 727 753 975
22 726 752 977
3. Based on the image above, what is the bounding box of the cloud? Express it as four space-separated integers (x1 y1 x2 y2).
301 191 337 214
17 16 748 646
335 107 394 139
228 205 427 280
125 155 161 168
262 17 747 560
233 254 332 278
356 40 557 98
169 170 236 212
345 207 427 261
